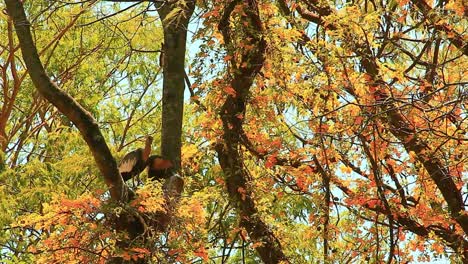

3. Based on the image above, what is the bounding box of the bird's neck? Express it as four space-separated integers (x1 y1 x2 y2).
143 142 151 161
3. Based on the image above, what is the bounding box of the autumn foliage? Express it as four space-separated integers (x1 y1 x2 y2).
1 0 467 263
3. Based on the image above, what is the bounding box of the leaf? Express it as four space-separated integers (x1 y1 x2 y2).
340 165 352 174
121 252 131 261
194 247 209 261
223 86 237 97
237 187 246 201
131 247 150 254
265 155 277 168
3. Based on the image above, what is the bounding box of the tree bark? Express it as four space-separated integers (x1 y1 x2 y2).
157 1 195 170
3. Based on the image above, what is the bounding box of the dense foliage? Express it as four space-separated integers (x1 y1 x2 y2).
0 0 466 263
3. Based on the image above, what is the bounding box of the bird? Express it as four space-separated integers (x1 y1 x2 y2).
118 136 153 182
147 155 175 181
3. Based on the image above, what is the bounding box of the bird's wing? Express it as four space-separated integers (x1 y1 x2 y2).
118 149 142 173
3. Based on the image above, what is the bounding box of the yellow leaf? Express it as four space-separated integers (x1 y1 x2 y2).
340 165 352 174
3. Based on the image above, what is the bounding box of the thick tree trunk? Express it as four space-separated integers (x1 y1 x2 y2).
157 2 195 170
144 0 195 235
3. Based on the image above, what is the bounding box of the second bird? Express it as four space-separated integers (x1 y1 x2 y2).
119 136 153 181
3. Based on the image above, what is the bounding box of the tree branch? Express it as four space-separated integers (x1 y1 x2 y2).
289 0 468 237
215 0 288 262
410 0 467 56
4 0 128 202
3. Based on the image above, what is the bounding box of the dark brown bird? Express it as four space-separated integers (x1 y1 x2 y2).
118 136 153 181
147 155 174 181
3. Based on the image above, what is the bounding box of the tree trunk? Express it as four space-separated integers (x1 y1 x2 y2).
157 2 195 170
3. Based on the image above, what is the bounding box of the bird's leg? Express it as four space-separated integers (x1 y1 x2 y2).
136 173 142 186
132 175 137 188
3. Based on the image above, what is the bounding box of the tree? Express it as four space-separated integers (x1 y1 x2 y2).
4 0 126 201
193 0 467 262
1 0 192 263
157 0 195 169
1 0 467 263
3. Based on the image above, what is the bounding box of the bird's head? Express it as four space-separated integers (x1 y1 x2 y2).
145 136 154 144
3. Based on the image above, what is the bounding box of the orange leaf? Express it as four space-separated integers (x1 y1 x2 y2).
296 175 307 190
397 0 409 7
237 187 247 201
223 86 237 97
265 155 277 168
194 247 209 261
340 165 352 174
355 116 363 125
131 248 150 254
168 249 181 256
121 252 131 261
